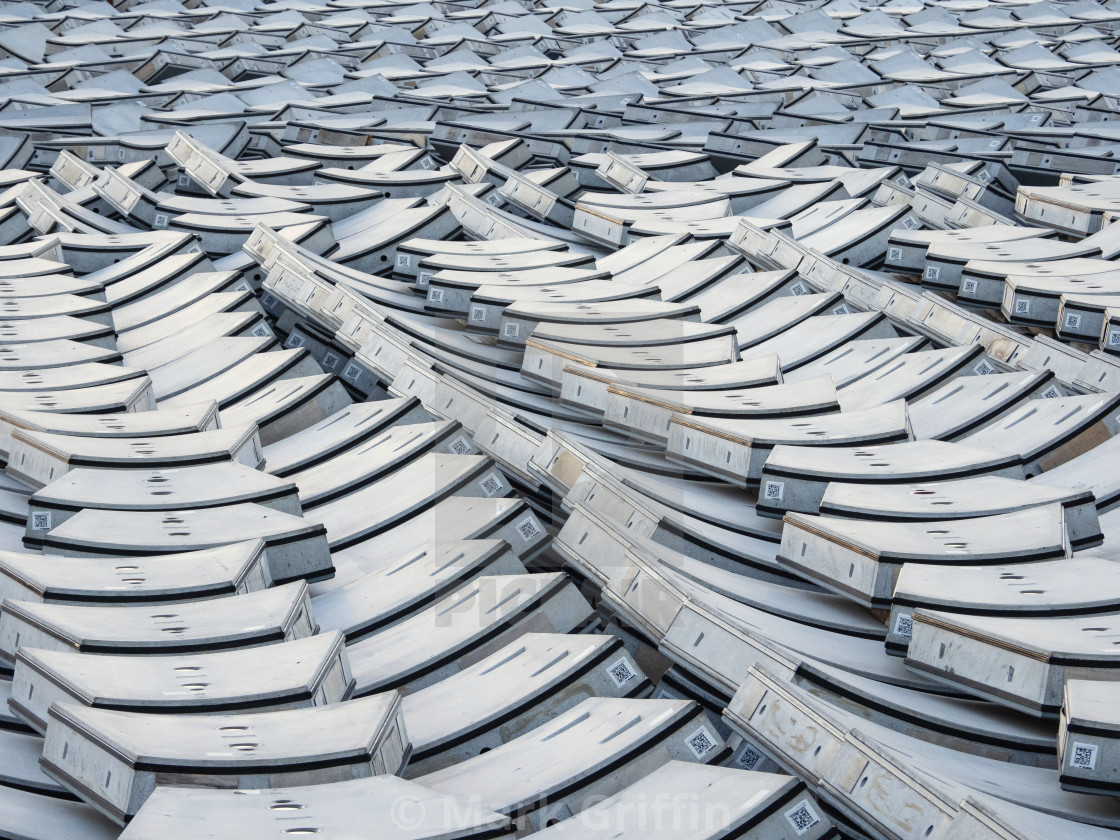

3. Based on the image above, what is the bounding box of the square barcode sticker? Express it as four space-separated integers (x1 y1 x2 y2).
234 282 250 293
478 472 505 497
961 279 978 294
1041 385 1062 399
284 333 304 348
449 435 472 455
428 288 444 303
503 322 520 338
785 799 821 835
396 253 410 268
833 304 849 316
893 612 913 638
469 305 487 323
261 293 277 308
515 515 541 542
973 360 994 375
342 363 363 384
251 324 271 338
735 742 764 770
763 481 784 502
178 173 190 187
789 282 808 296
685 725 717 759
887 247 902 262
901 215 917 229
1071 742 1098 771
1014 298 1031 314
154 213 169 228
1109 331 1120 347
31 511 51 531
321 352 340 370
605 656 636 687
487 193 500 206
1064 312 1082 330
924 266 940 281
418 272 432 286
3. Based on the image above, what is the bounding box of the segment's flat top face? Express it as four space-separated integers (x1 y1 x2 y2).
118 774 510 839
5 581 305 646
674 399 908 446
401 632 618 746
823 475 1088 517
895 556 1120 611
1065 679 1120 729
417 698 697 811
19 631 342 705
51 692 398 766
13 424 253 461
33 463 293 509
46 503 319 551
532 761 796 839
0 539 264 597
346 573 564 683
785 505 1067 562
916 608 1120 662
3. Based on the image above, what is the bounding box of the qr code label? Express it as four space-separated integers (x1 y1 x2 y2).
178 173 190 187
1071 742 1099 771
1041 385 1062 399
961 279 978 294
321 352 340 370
657 688 675 700
685 725 717 759
887 247 902 262
154 213 169 228
469 305 487 323
234 282 250 293
1014 298 1031 314
1064 313 1082 330
902 215 917 229
973 360 994 375
893 613 913 638
284 333 304 348
419 156 434 169
251 324 270 338
487 193 500 206
261 293 277 308
785 799 821 835
605 656 636 687
341 363 363 384
763 481 784 502
833 304 849 315
503 322 520 338
449 435 472 455
789 281 808 295
396 253 410 268
735 742 764 770
31 511 51 531
924 266 941 281
478 472 505 497
428 288 444 303
1109 331 1120 347
515 515 541 542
